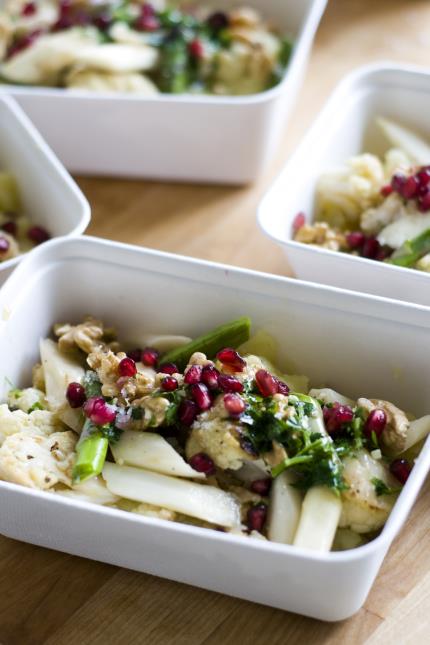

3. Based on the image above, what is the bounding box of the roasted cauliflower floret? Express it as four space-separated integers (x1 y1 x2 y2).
360 192 409 236
0 404 63 445
0 430 77 489
358 398 409 454
7 387 47 413
339 449 398 533
54 316 118 354
186 397 253 471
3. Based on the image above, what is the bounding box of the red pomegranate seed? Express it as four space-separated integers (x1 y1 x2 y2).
201 364 220 389
364 409 387 439
223 393 245 416
247 503 267 532
218 374 244 393
0 237 10 253
207 11 229 31
22 2 36 16
216 348 246 372
184 365 202 385
292 212 306 234
255 369 278 397
162 376 178 392
141 347 159 367
376 244 393 261
380 184 393 197
189 452 215 475
401 175 419 199
2 221 17 236
135 5 160 31
7 29 41 58
250 478 272 496
346 231 366 250
83 397 116 425
189 38 204 58
127 348 142 363
93 13 111 30
66 382 86 408
275 378 290 395
362 237 381 260
28 226 50 245
190 383 212 410
323 403 354 433
159 362 178 375
417 169 430 187
418 191 430 212
391 173 406 193
178 399 198 426
389 458 412 484
118 357 137 377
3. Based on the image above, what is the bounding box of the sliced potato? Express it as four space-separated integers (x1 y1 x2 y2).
309 387 355 407
136 334 192 354
401 415 430 454
111 431 204 479
39 338 84 410
72 44 158 73
103 462 241 527
378 117 430 165
57 476 119 505
293 486 342 552
267 471 302 545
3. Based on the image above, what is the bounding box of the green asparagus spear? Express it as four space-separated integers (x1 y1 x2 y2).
72 429 109 485
160 317 251 371
158 37 190 93
388 228 430 268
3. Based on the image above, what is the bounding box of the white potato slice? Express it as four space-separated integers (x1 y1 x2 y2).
332 528 364 551
66 69 159 95
111 431 204 479
57 476 119 505
378 214 430 250
267 471 302 545
309 388 355 407
293 486 342 552
39 339 84 432
0 28 100 85
103 462 241 527
378 117 430 165
72 44 158 73
401 415 430 454
137 334 192 354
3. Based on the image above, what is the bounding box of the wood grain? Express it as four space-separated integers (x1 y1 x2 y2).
1 1 430 643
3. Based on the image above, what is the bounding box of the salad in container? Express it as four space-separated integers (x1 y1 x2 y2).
293 118 430 272
2 314 429 553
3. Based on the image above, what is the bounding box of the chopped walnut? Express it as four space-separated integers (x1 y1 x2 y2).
295 222 348 252
187 352 213 368
358 398 409 454
131 395 170 429
54 317 119 354
88 350 156 400
32 363 45 391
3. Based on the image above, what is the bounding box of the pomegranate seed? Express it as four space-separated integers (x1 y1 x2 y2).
7 30 41 58
275 378 290 395
118 357 137 377
0 237 10 253
2 221 17 236
418 191 430 212
189 452 215 476
190 383 212 410
247 503 267 532
189 39 204 59
127 348 142 363
250 478 272 496
201 364 220 389
22 2 36 17
323 403 354 433
346 231 366 250
362 237 381 260
161 376 178 392
255 369 278 397
207 11 229 31
28 226 50 245
135 5 159 31
66 382 86 408
178 399 198 426
184 365 202 385
223 393 245 416
391 173 406 193
83 397 116 425
93 13 111 30
159 362 178 375
390 458 412 484
376 244 393 261
417 169 430 187
141 347 159 367
401 175 419 199
292 212 306 234
218 374 244 393
364 409 387 439
380 184 393 197
216 348 246 372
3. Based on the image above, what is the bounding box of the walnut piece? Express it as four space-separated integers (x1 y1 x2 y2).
295 222 348 252
88 350 156 400
358 397 409 454
54 317 119 354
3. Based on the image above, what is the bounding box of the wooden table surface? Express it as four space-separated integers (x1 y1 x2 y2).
2 1 430 643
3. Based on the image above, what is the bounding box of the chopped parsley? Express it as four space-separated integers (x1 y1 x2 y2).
371 477 401 497
83 371 102 399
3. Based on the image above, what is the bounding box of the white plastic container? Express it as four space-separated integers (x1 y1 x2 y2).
258 64 430 305
0 94 90 284
0 236 429 621
2 0 327 183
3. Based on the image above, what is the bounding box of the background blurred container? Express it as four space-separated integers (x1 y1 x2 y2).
2 1 327 184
